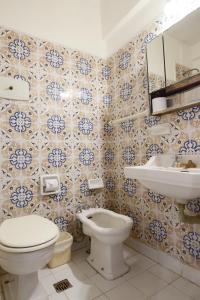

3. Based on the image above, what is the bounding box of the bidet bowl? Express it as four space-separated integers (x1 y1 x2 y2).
78 208 133 245
82 221 132 245
77 208 133 279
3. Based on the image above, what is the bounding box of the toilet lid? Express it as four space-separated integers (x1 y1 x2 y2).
0 215 59 248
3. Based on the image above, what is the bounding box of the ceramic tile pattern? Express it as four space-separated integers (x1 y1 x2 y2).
1 3 200 275
0 27 111 244
102 18 200 271
1 245 197 300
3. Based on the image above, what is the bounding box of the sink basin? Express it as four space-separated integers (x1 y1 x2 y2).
124 155 200 204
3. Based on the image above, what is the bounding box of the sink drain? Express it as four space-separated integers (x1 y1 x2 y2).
53 279 73 293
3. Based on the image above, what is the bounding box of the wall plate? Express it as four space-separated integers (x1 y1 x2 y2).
88 178 104 190
148 123 171 136
0 76 29 101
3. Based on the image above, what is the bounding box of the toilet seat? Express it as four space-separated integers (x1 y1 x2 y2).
0 215 59 253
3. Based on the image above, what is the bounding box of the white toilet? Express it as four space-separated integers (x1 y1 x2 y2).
0 215 59 300
77 208 133 280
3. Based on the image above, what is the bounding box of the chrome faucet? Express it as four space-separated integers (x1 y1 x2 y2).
183 68 199 77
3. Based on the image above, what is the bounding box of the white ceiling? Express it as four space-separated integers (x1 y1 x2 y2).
100 0 141 38
166 8 200 45
104 0 167 57
0 0 168 58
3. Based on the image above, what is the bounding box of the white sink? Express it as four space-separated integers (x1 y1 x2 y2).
124 155 200 204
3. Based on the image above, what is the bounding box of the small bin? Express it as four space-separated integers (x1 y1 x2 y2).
48 232 73 268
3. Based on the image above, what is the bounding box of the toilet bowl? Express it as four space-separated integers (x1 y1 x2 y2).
0 215 59 300
77 208 133 280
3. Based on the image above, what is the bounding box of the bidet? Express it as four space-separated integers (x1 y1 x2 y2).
77 208 133 280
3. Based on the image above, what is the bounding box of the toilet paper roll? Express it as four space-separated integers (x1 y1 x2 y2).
152 97 167 113
45 178 59 192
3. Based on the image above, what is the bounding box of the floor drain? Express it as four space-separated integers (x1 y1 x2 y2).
86 248 90 254
53 279 73 293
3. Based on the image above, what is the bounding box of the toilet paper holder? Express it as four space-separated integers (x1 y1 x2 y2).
40 174 60 195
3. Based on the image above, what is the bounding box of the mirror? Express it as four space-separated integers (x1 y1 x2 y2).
164 8 200 85
146 7 200 115
147 35 165 93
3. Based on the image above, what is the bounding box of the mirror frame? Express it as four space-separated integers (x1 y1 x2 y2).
146 9 200 116
146 35 166 94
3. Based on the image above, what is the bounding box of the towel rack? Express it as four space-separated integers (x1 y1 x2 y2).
108 110 149 125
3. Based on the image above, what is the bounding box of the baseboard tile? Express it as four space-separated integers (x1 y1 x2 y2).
126 237 200 286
